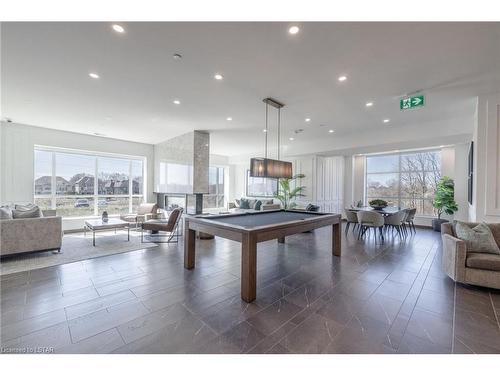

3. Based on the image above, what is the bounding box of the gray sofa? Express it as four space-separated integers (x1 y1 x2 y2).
230 198 281 212
0 209 62 257
441 222 500 289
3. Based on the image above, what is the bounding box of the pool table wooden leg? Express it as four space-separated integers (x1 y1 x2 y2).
332 222 341 257
241 233 257 302
184 226 196 269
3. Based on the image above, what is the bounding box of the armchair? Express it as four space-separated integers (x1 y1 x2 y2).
441 222 500 289
120 203 159 227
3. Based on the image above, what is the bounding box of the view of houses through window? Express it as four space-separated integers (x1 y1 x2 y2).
365 150 441 216
34 148 145 217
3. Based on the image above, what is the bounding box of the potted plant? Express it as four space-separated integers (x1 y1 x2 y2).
432 176 458 231
275 174 306 209
369 199 388 210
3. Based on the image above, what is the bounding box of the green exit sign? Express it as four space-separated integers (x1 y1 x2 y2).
400 95 425 110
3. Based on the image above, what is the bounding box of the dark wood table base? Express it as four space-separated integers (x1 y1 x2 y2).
184 210 341 302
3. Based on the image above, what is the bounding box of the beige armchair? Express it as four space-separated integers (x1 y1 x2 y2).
120 203 159 226
441 222 500 289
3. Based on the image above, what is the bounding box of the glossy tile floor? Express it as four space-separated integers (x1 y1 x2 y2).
1 225 500 354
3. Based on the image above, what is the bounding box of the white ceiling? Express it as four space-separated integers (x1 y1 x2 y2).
2 22 500 156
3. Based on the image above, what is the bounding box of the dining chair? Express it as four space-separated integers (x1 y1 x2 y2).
404 208 417 234
384 209 407 239
357 211 384 242
344 209 359 235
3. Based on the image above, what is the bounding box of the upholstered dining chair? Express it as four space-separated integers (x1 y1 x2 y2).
384 210 407 239
357 211 385 242
403 208 417 234
344 209 359 234
141 207 183 243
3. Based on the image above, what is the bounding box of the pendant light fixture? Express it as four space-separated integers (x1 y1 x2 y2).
249 98 293 179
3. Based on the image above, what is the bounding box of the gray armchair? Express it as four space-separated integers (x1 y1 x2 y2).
441 222 500 289
120 203 159 226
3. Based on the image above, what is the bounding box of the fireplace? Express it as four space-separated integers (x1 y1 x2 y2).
156 193 204 215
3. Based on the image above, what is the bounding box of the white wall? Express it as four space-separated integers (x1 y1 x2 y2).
227 154 344 212
0 122 155 230
470 92 500 223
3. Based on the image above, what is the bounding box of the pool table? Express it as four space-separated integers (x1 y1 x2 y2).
184 209 342 302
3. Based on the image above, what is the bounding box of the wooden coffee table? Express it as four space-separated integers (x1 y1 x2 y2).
84 218 130 246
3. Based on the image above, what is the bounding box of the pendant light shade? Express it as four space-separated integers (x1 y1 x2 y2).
249 157 293 179
249 97 293 179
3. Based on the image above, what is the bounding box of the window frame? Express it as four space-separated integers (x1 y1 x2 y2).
364 149 441 217
33 146 146 218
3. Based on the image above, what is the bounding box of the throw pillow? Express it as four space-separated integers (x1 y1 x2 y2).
13 203 42 219
254 200 262 211
247 199 257 209
239 198 250 209
455 221 500 255
0 205 13 220
235 199 241 208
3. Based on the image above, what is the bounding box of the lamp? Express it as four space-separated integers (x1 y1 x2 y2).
249 98 293 179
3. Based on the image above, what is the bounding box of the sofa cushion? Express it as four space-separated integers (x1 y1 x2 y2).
239 198 250 209
466 253 500 272
247 199 257 209
254 200 262 210
12 203 42 219
455 221 500 255
0 206 13 220
452 221 500 249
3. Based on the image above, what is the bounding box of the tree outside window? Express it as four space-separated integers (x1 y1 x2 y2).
366 150 441 216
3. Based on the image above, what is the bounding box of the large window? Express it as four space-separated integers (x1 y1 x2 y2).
34 148 145 217
246 170 278 197
204 166 225 209
365 150 441 216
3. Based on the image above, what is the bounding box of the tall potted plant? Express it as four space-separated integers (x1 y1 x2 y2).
432 176 458 231
275 174 306 209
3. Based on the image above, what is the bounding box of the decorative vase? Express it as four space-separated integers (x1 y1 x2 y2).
102 211 109 223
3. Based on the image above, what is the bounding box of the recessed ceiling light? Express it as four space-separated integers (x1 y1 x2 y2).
173 53 182 60
289 137 295 141
288 26 300 35
329 129 335 133
88 72 100 79
214 73 224 80
112 24 125 33
338 75 347 82
305 118 311 122
173 100 181 105
383 119 390 123
365 102 374 107
226 117 232 121
263 129 267 132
